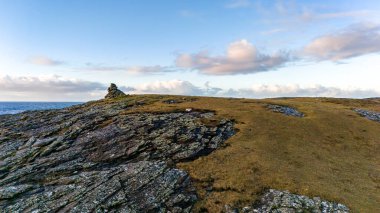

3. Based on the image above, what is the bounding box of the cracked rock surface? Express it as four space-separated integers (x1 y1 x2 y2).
227 189 350 213
0 100 234 212
354 108 380 123
267 105 304 117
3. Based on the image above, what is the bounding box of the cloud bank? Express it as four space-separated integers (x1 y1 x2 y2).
1 76 378 101
172 23 380 76
128 80 380 99
0 75 106 101
222 84 380 99
304 23 380 61
129 80 203 95
67 22 380 76
175 40 291 75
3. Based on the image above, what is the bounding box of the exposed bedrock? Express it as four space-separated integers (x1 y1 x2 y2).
0 101 234 212
0 99 352 212
354 108 380 123
267 104 304 117
226 189 349 213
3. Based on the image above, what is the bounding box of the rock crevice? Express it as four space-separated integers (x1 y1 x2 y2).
0 101 234 212
0 98 353 212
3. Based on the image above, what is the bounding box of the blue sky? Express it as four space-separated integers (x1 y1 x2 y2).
1 0 380 101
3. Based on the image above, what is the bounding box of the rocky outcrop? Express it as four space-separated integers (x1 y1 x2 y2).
226 189 350 213
163 98 197 104
267 104 304 117
0 96 355 212
0 100 234 212
105 83 127 99
354 108 380 123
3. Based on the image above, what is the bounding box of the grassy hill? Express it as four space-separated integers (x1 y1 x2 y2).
104 95 380 212
1 95 378 212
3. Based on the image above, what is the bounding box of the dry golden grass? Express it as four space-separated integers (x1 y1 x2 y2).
99 95 380 212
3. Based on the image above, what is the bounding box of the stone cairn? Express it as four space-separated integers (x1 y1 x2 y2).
105 83 127 99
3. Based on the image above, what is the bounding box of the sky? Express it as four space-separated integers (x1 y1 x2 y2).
1 0 380 101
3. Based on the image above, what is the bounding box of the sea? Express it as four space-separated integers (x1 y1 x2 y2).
0 102 82 115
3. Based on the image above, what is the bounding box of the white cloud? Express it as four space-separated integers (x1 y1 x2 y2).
130 80 203 95
127 80 380 99
222 84 380 99
0 75 106 101
318 11 373 19
301 10 380 23
82 63 126 72
304 23 380 61
65 22 380 76
175 39 291 75
252 0 380 33
1 76 378 101
29 56 64 66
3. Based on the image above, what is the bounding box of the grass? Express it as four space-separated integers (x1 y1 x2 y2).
98 95 380 212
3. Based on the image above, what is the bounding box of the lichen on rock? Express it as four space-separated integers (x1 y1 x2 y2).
267 104 304 117
226 189 350 213
0 100 235 212
354 108 380 123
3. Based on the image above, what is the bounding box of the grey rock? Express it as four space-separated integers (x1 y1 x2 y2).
32 137 56 147
267 105 304 117
105 83 127 99
0 100 235 212
354 108 380 123
0 184 34 199
162 98 197 104
163 99 180 104
239 189 350 213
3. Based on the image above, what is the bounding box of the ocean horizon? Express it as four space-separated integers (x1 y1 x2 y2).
0 102 82 115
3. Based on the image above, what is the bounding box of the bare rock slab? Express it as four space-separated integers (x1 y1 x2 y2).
354 108 380 123
267 104 304 117
227 189 350 213
0 100 234 212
